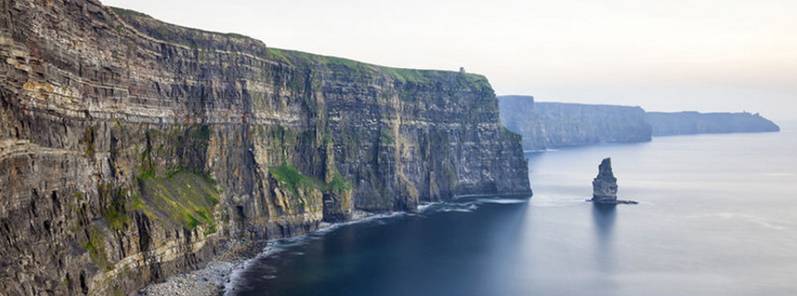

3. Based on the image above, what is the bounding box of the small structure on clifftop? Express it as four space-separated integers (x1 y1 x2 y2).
591 158 637 205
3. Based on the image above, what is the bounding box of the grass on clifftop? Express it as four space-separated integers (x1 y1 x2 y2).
109 6 148 18
108 6 490 89
267 48 491 86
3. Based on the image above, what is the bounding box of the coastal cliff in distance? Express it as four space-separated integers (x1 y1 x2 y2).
499 95 780 151
0 0 530 295
647 111 780 136
498 95 652 151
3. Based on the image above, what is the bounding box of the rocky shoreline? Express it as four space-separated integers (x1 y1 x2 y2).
137 240 270 296
137 259 239 296
137 210 380 296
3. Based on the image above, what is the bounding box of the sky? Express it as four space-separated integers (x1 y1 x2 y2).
102 0 797 120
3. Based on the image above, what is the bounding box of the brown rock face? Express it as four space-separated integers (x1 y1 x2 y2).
592 158 618 202
0 0 530 294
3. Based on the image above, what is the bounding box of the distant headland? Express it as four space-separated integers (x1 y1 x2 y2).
498 95 780 151
646 111 780 136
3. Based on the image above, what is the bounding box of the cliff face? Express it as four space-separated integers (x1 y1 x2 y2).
498 95 652 150
647 111 780 136
0 0 530 295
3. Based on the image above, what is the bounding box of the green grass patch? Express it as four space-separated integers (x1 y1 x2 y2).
269 164 316 197
109 6 145 17
266 48 489 86
266 48 291 65
85 228 113 271
137 171 219 232
327 173 351 192
380 132 395 145
84 125 96 155
102 198 130 231
379 67 434 84
268 48 371 73
137 172 155 180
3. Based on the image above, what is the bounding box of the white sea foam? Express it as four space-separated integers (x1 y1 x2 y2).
417 201 443 212
420 201 481 213
472 197 528 204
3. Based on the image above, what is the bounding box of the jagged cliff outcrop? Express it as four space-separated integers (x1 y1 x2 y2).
0 0 531 294
646 111 780 136
498 95 652 150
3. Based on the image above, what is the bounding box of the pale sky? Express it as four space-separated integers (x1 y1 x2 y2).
102 0 797 120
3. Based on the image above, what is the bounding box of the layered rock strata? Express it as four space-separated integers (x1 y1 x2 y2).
0 0 531 295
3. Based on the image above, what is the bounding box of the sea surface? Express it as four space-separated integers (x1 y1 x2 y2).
227 123 797 296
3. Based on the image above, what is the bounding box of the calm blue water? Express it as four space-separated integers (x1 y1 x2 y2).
228 123 797 296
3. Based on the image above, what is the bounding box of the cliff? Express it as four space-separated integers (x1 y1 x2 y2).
646 111 780 136
0 0 530 295
498 95 652 150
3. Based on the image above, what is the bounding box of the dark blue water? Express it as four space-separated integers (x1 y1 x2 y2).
228 123 797 296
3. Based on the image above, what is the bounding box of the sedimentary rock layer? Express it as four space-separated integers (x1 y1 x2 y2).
498 95 652 150
0 0 530 294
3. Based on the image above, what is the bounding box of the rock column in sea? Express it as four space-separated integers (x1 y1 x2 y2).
592 158 618 202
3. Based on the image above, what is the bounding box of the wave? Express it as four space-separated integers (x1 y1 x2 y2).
471 197 528 204
426 201 472 212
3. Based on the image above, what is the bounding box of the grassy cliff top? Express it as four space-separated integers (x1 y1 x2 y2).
266 48 489 85
108 6 491 87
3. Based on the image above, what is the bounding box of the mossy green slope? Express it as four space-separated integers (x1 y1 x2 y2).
137 171 219 233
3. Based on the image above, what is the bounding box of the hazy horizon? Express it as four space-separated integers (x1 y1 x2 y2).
102 0 797 120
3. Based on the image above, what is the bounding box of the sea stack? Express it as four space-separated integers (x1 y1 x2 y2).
592 158 618 202
591 158 637 204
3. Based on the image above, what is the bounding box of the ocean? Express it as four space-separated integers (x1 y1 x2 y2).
227 122 797 296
